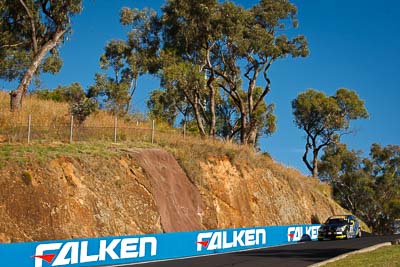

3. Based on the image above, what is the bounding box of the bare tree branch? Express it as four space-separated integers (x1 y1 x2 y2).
19 0 38 53
303 135 313 173
0 42 25 49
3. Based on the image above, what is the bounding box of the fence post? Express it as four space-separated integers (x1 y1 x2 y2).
70 115 74 143
114 116 117 143
183 120 186 139
151 120 155 144
27 114 31 144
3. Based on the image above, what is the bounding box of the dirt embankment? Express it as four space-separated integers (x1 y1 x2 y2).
0 147 344 243
134 149 202 232
197 157 341 229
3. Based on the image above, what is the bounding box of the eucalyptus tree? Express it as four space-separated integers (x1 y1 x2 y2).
162 0 221 138
319 143 372 215
0 0 83 110
147 89 178 126
363 144 400 233
320 142 400 233
160 0 307 145
212 0 308 145
89 8 161 115
160 51 208 135
292 88 369 178
89 40 132 115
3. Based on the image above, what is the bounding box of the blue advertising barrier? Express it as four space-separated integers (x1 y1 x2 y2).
0 224 321 267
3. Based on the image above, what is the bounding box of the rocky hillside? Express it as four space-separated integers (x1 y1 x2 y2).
0 142 346 243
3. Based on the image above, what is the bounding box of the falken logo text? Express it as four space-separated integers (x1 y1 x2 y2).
33 237 157 267
196 229 267 251
287 226 320 242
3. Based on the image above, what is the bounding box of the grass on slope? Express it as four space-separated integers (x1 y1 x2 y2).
0 90 336 218
324 245 400 267
0 141 157 169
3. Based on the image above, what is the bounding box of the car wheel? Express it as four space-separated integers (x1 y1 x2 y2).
356 229 362 238
318 238 323 241
346 230 351 239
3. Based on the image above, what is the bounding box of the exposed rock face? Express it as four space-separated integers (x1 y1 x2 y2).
198 157 341 229
134 149 203 232
0 152 163 242
0 148 344 243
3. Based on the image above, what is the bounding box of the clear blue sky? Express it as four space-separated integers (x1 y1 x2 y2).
2 0 399 175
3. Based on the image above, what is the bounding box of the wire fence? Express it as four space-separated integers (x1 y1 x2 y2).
0 114 186 144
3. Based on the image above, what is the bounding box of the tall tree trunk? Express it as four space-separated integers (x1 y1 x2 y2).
247 122 258 146
9 90 23 110
312 148 319 178
208 81 216 138
240 110 247 145
245 66 258 146
302 136 314 175
193 94 207 137
10 29 66 111
205 47 216 139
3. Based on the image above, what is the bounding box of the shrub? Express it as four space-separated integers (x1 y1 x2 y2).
70 98 98 125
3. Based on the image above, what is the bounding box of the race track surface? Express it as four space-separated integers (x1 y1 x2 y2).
120 235 398 267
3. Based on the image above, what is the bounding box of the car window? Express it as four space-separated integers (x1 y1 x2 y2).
326 218 345 224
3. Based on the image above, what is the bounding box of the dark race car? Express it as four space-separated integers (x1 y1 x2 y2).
318 215 362 241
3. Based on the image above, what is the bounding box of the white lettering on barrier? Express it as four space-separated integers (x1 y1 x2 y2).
52 242 79 266
34 237 157 267
287 227 302 242
306 226 319 240
80 241 99 263
120 238 139 259
233 230 245 247
196 229 267 252
288 226 320 242
99 239 120 261
34 243 62 267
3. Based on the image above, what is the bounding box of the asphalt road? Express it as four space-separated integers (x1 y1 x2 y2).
122 234 398 267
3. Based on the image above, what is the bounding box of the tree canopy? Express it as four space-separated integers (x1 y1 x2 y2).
292 88 369 178
0 0 83 110
147 0 308 145
89 8 160 116
320 143 400 234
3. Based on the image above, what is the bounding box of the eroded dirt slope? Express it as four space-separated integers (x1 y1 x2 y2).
0 147 344 243
197 157 341 229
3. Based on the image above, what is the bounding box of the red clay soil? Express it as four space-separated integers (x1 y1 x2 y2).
134 149 203 232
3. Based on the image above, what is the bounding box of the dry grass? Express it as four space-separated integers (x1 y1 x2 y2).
0 91 149 127
0 90 318 183
0 90 328 196
324 245 400 267
0 92 70 127
0 90 364 230
0 91 154 142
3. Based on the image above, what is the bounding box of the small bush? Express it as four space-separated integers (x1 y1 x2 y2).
21 171 32 186
70 98 97 125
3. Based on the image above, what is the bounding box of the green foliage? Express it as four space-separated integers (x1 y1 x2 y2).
147 89 178 126
90 8 160 116
0 0 83 108
251 87 277 138
41 49 63 74
320 142 400 234
21 170 32 186
36 83 86 103
89 73 131 116
323 245 400 267
159 51 208 134
36 82 97 124
70 98 97 125
319 143 372 214
158 0 305 145
292 88 368 177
